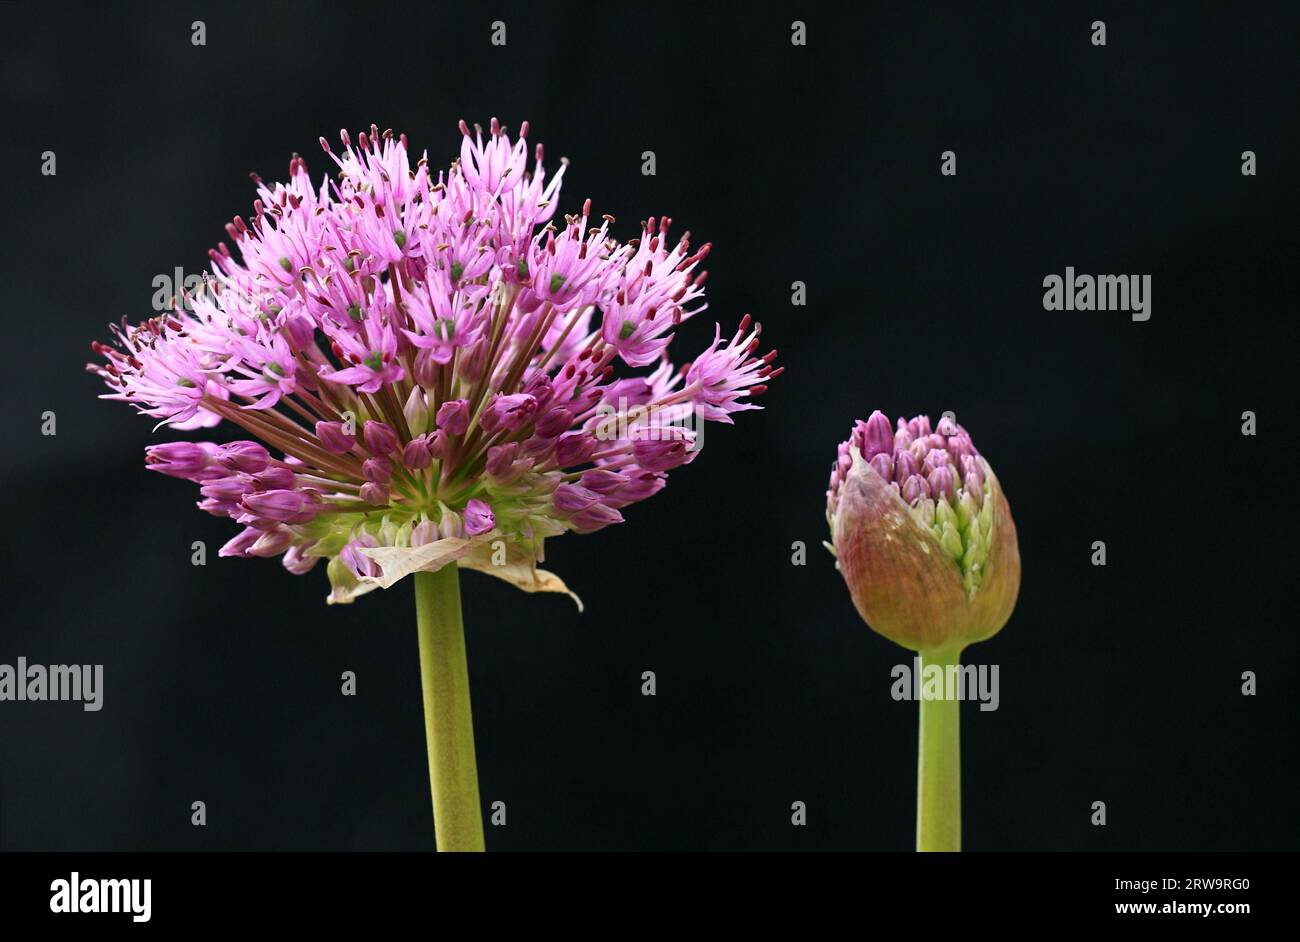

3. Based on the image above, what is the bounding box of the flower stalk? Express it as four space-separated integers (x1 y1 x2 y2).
916 647 962 852
413 563 485 852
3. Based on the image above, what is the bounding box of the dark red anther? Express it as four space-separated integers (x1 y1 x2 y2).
749 385 769 397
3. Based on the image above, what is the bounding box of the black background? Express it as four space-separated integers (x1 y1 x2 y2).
0 1 1296 852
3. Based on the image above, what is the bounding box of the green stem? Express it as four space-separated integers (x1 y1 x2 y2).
413 563 485 852
916 646 962 852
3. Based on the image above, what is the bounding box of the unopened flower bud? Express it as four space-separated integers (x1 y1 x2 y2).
242 489 317 523
436 398 470 435
486 442 521 480
827 411 1020 654
555 432 596 467
253 465 296 490
145 441 222 481
553 483 601 514
282 543 319 575
463 498 495 536
218 441 271 474
249 526 296 558
218 526 262 558
427 429 448 460
315 420 356 455
859 410 894 460
412 348 439 389
613 470 664 503
570 502 624 533
535 406 573 439
927 465 956 504
480 393 536 433
363 457 393 484
631 428 696 472
404 387 430 433
580 469 627 494
402 436 432 470
282 313 316 352
363 420 399 456
411 520 439 547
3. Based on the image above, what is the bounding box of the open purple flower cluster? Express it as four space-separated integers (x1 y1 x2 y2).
90 120 780 602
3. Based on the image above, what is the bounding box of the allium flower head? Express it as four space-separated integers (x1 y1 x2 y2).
90 120 779 604
826 411 1019 652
